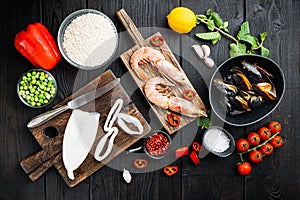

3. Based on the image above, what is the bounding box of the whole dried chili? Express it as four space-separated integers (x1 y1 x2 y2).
163 166 179 176
192 141 202 153
175 146 189 158
167 113 180 127
189 151 200 165
14 22 61 70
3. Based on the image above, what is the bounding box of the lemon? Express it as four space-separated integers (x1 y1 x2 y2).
167 7 196 34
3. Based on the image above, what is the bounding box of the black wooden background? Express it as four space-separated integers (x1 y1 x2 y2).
1 0 299 199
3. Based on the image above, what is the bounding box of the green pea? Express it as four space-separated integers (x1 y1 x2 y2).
30 102 36 106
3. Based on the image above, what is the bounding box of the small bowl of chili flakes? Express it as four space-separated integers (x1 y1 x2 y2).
143 130 171 159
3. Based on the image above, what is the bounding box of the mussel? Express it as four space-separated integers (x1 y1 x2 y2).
241 61 263 83
213 78 238 96
214 60 277 116
240 91 265 108
253 82 277 101
227 66 252 91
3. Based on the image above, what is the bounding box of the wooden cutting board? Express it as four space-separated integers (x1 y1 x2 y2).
117 9 207 134
20 69 151 187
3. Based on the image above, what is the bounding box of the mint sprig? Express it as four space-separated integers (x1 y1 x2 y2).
195 9 269 58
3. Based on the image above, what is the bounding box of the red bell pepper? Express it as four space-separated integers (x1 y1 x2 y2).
14 22 61 70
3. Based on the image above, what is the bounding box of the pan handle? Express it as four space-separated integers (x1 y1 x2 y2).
116 8 146 47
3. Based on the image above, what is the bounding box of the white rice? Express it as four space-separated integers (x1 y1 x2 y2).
63 13 117 67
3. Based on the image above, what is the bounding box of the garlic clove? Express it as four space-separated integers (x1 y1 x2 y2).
191 45 205 59
201 45 211 58
123 168 132 183
203 57 215 68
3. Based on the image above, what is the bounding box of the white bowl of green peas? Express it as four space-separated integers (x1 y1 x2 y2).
17 69 57 108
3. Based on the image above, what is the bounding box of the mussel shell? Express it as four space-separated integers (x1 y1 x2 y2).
249 95 265 108
213 78 238 96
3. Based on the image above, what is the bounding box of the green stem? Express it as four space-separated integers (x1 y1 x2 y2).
251 40 264 50
237 132 280 156
197 17 239 44
239 153 244 162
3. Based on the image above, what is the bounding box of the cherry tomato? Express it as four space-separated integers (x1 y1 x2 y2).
192 141 202 152
235 138 250 152
175 146 189 158
268 121 282 134
133 158 148 169
182 89 197 101
259 142 274 156
258 127 272 141
150 35 164 47
167 113 180 127
237 162 252 176
270 135 283 148
247 132 261 146
249 150 263 164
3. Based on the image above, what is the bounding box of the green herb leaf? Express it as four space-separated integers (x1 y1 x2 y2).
237 21 251 39
212 38 220 45
196 14 207 20
223 21 229 29
260 32 268 42
260 46 270 57
207 19 215 31
247 50 255 54
206 9 213 16
195 31 222 41
198 110 212 129
229 43 247 57
240 35 259 48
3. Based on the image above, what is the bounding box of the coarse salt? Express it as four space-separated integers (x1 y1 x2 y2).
203 128 230 153
63 13 117 67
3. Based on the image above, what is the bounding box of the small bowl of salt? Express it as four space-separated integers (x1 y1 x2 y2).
57 9 118 70
201 126 235 157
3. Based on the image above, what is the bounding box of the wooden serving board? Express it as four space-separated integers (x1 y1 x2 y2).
117 9 207 134
20 69 151 187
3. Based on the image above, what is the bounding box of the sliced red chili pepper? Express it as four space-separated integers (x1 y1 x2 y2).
14 22 61 70
133 158 148 169
167 113 180 127
163 166 179 176
150 35 165 47
189 151 200 165
175 146 189 158
192 141 202 153
182 89 197 101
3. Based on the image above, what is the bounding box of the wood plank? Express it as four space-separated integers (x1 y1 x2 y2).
244 0 300 199
0 1 46 199
180 1 246 199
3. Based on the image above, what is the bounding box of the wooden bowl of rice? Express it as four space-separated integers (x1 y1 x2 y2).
57 9 118 70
